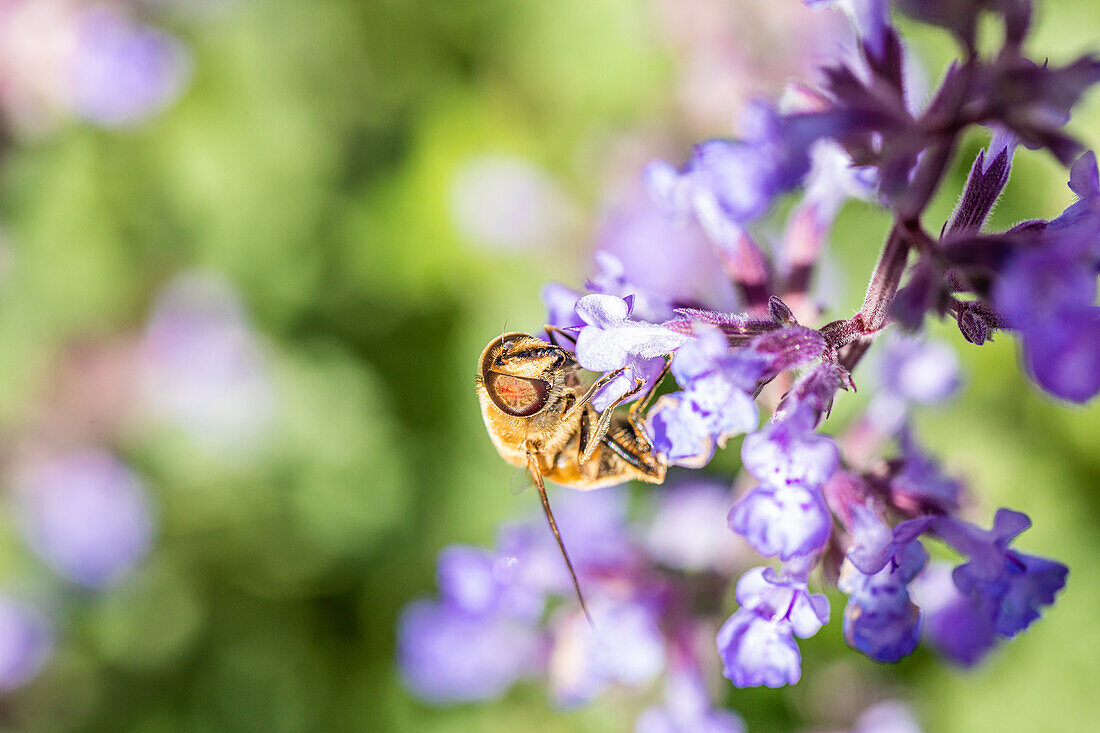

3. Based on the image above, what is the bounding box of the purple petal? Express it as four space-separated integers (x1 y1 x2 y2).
0 597 54 692
397 600 541 704
716 610 801 688
741 414 839 490
728 483 832 560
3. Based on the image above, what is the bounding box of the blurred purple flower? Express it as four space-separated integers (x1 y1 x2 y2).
911 562 998 666
450 154 572 251
647 103 826 240
716 609 802 688
549 598 667 706
852 700 924 733
596 186 738 314
12 450 154 589
141 272 275 453
645 478 743 572
397 599 543 704
0 596 54 692
636 667 745 733
805 0 891 61
68 6 190 127
888 428 962 515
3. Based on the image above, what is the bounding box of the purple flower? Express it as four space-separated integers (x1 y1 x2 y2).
992 156 1100 403
852 701 924 733
436 545 541 621
728 482 832 560
573 293 688 410
647 103 823 238
741 405 839 490
911 562 998 666
735 565 830 638
934 511 1069 640
1021 308 1100 404
549 598 666 706
932 508 1031 586
0 596 54 691
804 1 891 61
141 272 275 453
497 485 635 597
12 450 154 588
635 667 745 733
575 294 689 372
647 328 762 467
839 540 927 663
845 506 932 576
68 6 190 127
645 478 744 572
397 600 542 704
716 610 802 688
984 552 1068 637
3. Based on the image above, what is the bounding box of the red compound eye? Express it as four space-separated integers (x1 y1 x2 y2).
486 372 550 416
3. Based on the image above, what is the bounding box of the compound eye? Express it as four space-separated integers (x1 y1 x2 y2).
486 372 550 417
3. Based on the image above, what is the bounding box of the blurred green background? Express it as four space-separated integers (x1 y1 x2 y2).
0 0 1097 731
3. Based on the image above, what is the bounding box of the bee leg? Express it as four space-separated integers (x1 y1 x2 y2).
563 367 627 422
543 324 577 347
579 377 646 465
625 359 671 447
524 444 593 626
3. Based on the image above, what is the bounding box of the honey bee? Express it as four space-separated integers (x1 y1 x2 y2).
476 332 668 620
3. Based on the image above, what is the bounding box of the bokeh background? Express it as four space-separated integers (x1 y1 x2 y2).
0 0 1097 731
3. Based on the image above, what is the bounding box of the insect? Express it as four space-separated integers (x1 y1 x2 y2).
476 331 668 621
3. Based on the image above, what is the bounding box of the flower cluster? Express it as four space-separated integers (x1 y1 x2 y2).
401 0 1089 725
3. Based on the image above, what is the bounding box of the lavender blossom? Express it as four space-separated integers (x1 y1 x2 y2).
11 450 154 589
141 272 275 454
911 562 998 666
0 596 54 692
68 6 191 127
645 477 745 573
717 561 828 688
838 539 927 663
636 667 745 733
549 598 666 706
397 600 543 704
934 510 1068 638
647 328 763 467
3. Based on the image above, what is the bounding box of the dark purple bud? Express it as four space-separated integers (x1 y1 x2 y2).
956 307 989 345
768 296 796 325
953 300 1005 345
776 362 851 420
947 134 1016 235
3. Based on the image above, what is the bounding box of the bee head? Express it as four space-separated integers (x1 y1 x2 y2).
479 332 575 417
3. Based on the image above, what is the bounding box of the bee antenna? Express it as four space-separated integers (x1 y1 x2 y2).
533 476 595 628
